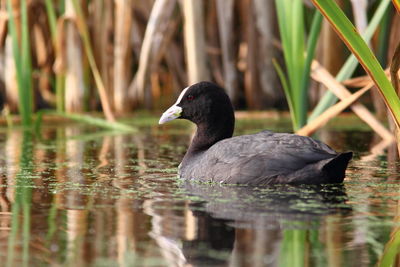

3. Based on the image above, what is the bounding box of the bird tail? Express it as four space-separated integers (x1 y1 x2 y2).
322 152 353 183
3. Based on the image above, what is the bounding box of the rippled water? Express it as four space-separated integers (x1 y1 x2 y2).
0 116 399 266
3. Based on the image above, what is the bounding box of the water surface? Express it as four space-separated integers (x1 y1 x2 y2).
0 116 399 266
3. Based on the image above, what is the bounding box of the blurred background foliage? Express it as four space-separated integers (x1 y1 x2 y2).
0 0 398 133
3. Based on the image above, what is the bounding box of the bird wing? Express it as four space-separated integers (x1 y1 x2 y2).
200 131 337 184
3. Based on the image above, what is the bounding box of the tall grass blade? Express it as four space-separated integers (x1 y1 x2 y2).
393 0 400 13
309 0 391 122
45 0 66 113
7 131 33 267
44 0 57 38
311 0 400 128
275 0 307 130
273 59 297 130
300 11 322 122
379 228 400 267
7 0 33 127
35 110 137 132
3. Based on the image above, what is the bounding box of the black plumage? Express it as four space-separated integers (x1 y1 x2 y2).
159 81 352 185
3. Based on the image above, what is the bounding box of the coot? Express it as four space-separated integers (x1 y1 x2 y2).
159 81 352 185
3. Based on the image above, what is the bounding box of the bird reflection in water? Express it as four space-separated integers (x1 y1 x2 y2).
145 181 350 266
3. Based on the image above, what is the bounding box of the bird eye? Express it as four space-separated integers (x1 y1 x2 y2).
187 95 194 101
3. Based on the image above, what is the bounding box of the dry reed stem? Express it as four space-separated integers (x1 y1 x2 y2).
317 4 346 100
342 75 373 88
350 0 368 34
92 0 114 110
297 85 371 136
392 0 400 13
182 0 209 84
254 0 280 106
243 0 262 109
390 42 400 154
71 0 115 122
4 1 20 112
4 36 19 112
129 0 177 104
64 1 84 112
0 10 8 49
53 17 67 74
164 40 186 88
114 0 132 113
351 0 387 118
310 61 394 141
216 0 238 103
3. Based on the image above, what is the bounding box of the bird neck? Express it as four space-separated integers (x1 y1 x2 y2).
186 114 235 155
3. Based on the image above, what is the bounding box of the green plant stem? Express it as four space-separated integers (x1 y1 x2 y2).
311 0 400 128
56 75 65 113
7 0 33 127
309 0 391 122
44 0 57 39
35 110 137 132
275 0 307 130
300 11 323 124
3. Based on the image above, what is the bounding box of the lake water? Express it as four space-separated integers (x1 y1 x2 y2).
0 115 399 266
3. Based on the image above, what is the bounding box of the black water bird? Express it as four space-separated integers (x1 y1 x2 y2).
159 81 352 185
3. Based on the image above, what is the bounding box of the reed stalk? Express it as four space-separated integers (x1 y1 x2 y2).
254 0 281 107
216 0 238 104
45 0 65 113
65 0 84 112
182 0 209 84
114 0 132 114
71 0 115 122
130 0 177 104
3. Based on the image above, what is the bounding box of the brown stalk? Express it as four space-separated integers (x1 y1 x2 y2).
71 0 115 122
342 75 373 88
392 0 400 13
242 0 262 109
4 0 20 112
114 0 132 114
297 85 371 136
253 0 281 107
129 0 177 105
30 3 56 106
64 1 84 112
390 42 400 154
206 1 224 86
314 1 345 102
216 0 239 104
350 0 368 34
91 0 114 111
308 61 394 141
53 17 67 74
164 39 187 89
4 35 19 112
0 10 8 49
182 0 209 84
